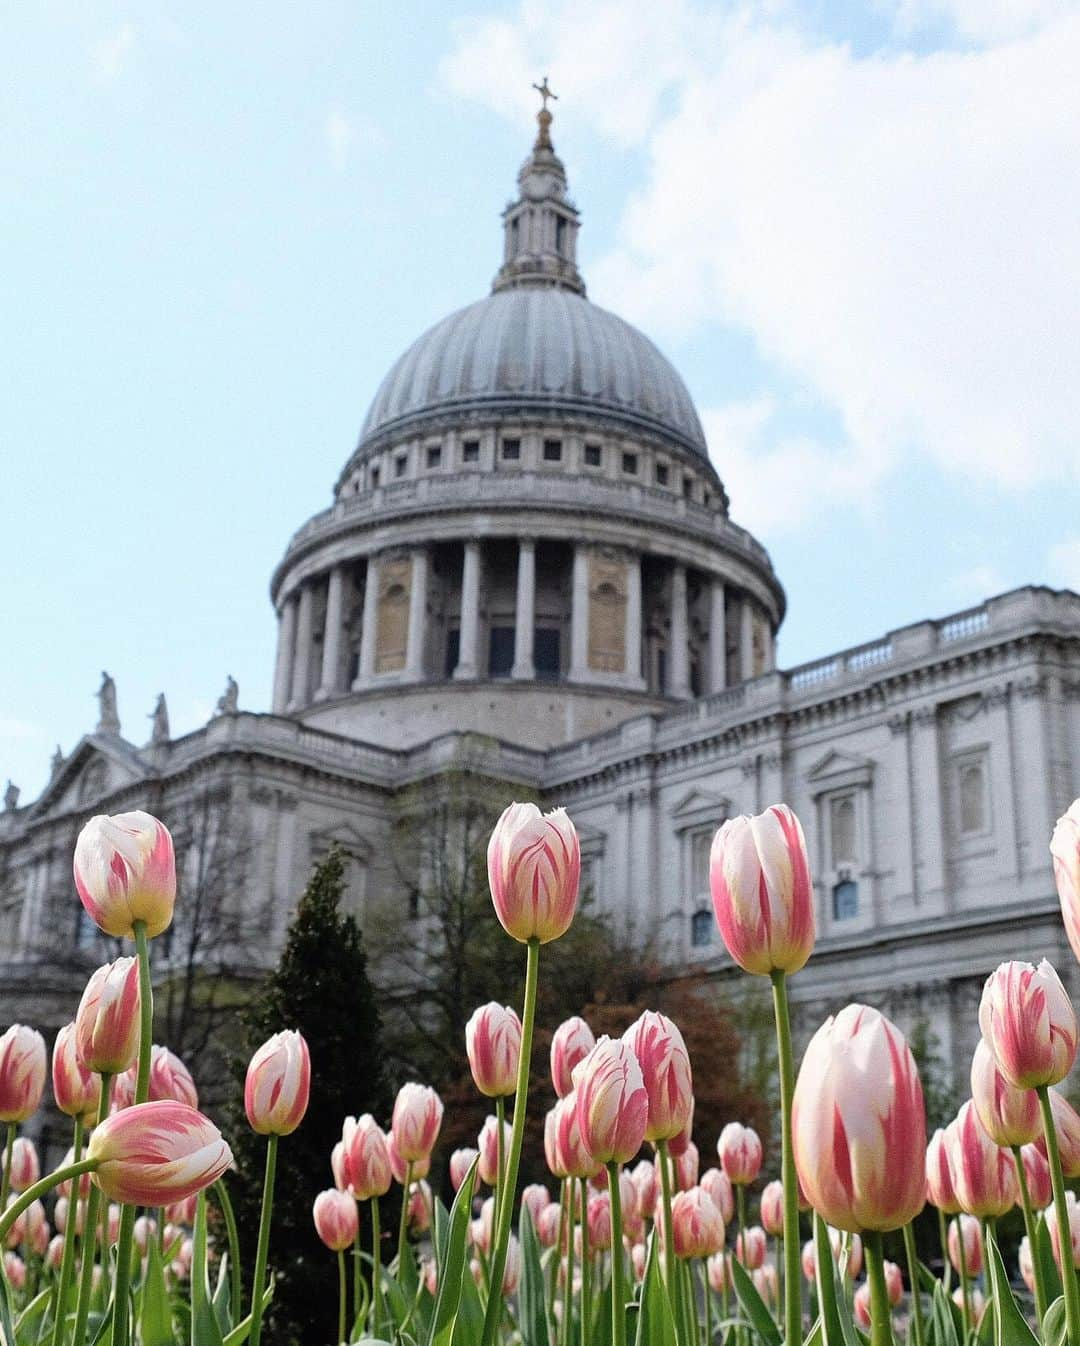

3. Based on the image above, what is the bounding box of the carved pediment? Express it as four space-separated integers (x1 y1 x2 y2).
670 788 730 829
308 823 372 863
806 749 875 793
28 736 154 820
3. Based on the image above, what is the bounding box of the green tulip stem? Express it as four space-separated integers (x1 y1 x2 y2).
561 1178 577 1346
0 1155 97 1247
1010 1144 1048 1322
580 1177 593 1346
938 1207 951 1294
71 1072 111 1346
396 1159 414 1272
704 1259 713 1346
214 1177 243 1325
864 1231 893 1346
902 1221 926 1346
0 1122 15 1212
955 1219 972 1338
480 936 540 1346
1039 1085 1080 1346
337 1248 347 1346
495 1095 507 1227
370 1197 383 1337
249 1132 279 1346
607 1161 627 1346
657 1138 686 1344
49 1113 85 1346
770 968 803 1346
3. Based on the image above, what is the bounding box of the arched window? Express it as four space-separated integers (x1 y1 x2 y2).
832 880 858 921
830 796 856 864
959 761 986 834
691 909 713 948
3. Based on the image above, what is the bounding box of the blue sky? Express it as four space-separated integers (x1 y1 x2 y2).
3 0 1080 801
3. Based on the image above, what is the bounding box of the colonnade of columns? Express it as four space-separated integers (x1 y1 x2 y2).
271 540 772 714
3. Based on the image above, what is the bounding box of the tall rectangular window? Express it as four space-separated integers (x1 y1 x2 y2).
488 626 515 677
535 628 561 680
444 629 460 678
501 438 521 461
584 443 602 467
394 455 407 478
830 795 857 864
462 440 480 463
426 444 442 469
622 452 638 475
543 439 563 462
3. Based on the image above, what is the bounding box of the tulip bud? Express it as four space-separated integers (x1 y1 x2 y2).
948 1213 982 1275
1019 1236 1035 1292
884 1259 904 1306
387 1129 429 1184
828 1226 863 1279
630 1159 658 1216
853 1283 872 1330
487 802 580 944
709 1250 734 1292
147 1046 199 1108
450 1147 479 1193
1051 799 1080 965
948 1101 1018 1219
970 1037 1040 1147
709 804 815 975
701 1167 735 1223
953 1286 986 1324
74 958 141 1076
671 1187 725 1259
587 1191 613 1250
111 1069 135 1112
537 1202 562 1248
759 1179 784 1236
164 1194 197 1226
801 1240 816 1282
1 1137 38 1193
622 1010 693 1144
0 1025 46 1123
473 1197 495 1255
52 1197 76 1237
1021 1142 1052 1209
1046 1190 1080 1271
244 1030 310 1136
631 1243 647 1282
421 1256 438 1296
551 1017 596 1099
502 1233 522 1295
466 1002 522 1099
46 1234 65 1271
313 1188 359 1251
1038 1088 1080 1177
574 1036 649 1166
22 1198 47 1255
51 1022 101 1121
793 1004 926 1233
407 1180 432 1234
106 1204 121 1243
478 1113 513 1187
754 1264 779 1307
74 810 176 939
736 1225 767 1269
3 1252 25 1291
717 1122 763 1186
87 1100 232 1206
133 1215 158 1253
391 1083 443 1164
675 1141 699 1192
925 1127 960 1214
979 960 1078 1089
521 1184 550 1229
342 1115 392 1200
544 1107 566 1180
554 1091 602 1180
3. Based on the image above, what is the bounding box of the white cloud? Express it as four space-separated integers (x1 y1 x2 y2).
944 564 1003 603
892 0 1080 43
324 110 385 171
442 3 1080 524
92 23 136 81
1048 538 1080 592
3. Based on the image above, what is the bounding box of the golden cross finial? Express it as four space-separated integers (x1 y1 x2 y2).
532 76 557 111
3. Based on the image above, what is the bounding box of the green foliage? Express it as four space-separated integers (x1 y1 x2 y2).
908 1019 957 1134
226 849 389 1346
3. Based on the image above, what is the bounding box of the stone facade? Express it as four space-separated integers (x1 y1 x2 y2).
2 112 1079 1099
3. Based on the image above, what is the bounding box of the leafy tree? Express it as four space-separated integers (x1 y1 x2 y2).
226 849 388 1346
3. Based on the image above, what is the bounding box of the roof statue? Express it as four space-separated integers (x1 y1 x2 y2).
3 781 18 812
50 745 63 777
532 76 557 150
96 671 120 735
149 693 170 745
215 675 239 717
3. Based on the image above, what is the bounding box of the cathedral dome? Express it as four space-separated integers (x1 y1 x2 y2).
357 287 708 458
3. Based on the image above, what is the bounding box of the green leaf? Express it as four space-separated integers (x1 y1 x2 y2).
428 1156 477 1346
192 1191 226 1346
1042 1296 1067 1346
985 1229 1038 1346
927 1280 961 1346
633 1233 677 1346
139 1232 174 1346
812 1215 860 1346
517 1204 551 1346
731 1253 782 1346
220 1284 273 1346
1036 1215 1064 1305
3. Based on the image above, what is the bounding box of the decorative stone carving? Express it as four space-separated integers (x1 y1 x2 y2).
3 781 18 812
215 676 239 716
149 694 170 745
96 671 120 735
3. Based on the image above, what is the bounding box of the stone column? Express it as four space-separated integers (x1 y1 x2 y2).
316 565 345 700
910 706 946 909
355 554 380 686
625 552 643 684
512 538 536 679
669 563 691 698
405 547 428 680
288 582 314 709
708 578 727 693
570 544 589 680
454 541 481 679
271 595 298 713
739 594 755 681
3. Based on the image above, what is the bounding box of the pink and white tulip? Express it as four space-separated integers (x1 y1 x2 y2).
759 1179 784 1236
391 1083 443 1163
948 1101 1018 1219
73 811 176 939
630 1159 658 1215
970 1037 1040 1147
736 1225 767 1269
342 1114 392 1200
0 1025 46 1123
1039 1088 1080 1177
537 1202 562 1248
466 1002 522 1098
574 1036 649 1166
925 1128 960 1214
717 1122 763 1186
487 802 580 944
478 1113 513 1187
74 958 141 1076
51 1022 101 1120
502 1233 522 1295
450 1146 479 1193
521 1184 550 1228
587 1191 613 1249
147 1046 199 1108
829 1227 863 1279
3 1138 38 1193
551 1017 596 1098
948 1213 982 1275
792 1004 926 1233
622 1010 693 1143
554 1092 602 1179
754 1264 779 1307
387 1129 429 1184
313 1188 359 1251
979 959 1078 1089
87 1100 232 1207
671 1187 725 1259
701 1166 735 1223
674 1140 699 1191
1046 1190 1080 1271
1021 1142 1052 1209
709 1250 735 1292
406 1180 432 1234
709 804 815 975
1051 799 1080 966
244 1030 310 1136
